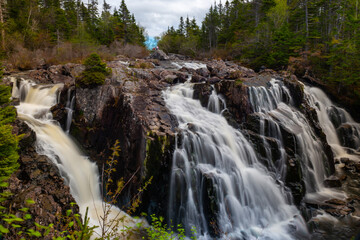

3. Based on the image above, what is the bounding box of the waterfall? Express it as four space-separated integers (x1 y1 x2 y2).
13 80 143 238
305 87 360 159
65 87 75 134
164 81 308 239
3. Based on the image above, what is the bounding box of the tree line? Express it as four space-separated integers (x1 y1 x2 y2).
0 0 145 56
159 0 360 98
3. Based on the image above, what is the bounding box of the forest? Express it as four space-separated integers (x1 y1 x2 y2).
159 0 360 103
0 0 146 69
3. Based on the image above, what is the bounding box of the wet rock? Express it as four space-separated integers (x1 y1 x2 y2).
193 83 212 107
149 50 169 61
191 74 206 83
215 80 252 123
244 113 263 134
208 77 221 84
160 70 188 84
337 123 360 149
286 157 305 205
324 176 342 188
196 67 210 77
50 103 67 128
327 106 345 129
303 103 335 175
283 74 304 108
245 130 282 165
179 67 196 75
164 74 178 84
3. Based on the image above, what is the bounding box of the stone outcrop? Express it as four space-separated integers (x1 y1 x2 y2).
69 61 178 217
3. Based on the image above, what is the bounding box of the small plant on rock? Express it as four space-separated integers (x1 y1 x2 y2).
76 53 111 88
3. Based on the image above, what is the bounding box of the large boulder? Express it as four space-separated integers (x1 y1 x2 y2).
149 50 169 61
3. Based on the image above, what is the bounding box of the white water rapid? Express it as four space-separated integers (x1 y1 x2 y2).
164 81 308 240
12 79 142 238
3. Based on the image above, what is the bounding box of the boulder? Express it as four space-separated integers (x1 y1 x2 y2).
150 50 169 61
193 83 212 107
324 175 342 188
337 123 360 149
215 80 252 123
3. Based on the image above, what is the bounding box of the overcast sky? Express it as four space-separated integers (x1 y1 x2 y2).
105 0 212 37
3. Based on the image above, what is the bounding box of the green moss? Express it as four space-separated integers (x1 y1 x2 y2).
144 131 171 178
235 79 243 86
0 79 19 179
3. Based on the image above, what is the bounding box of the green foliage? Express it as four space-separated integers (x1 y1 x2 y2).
142 214 196 240
0 124 19 179
0 76 19 180
76 53 111 88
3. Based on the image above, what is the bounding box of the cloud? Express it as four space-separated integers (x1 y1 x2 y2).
105 0 212 36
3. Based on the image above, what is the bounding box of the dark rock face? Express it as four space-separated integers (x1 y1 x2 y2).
193 83 212 107
3 120 80 239
337 124 360 149
283 74 304 108
215 80 251 123
71 63 178 217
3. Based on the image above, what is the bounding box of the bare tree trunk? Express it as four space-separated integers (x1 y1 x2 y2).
305 0 309 39
304 0 309 54
0 0 5 51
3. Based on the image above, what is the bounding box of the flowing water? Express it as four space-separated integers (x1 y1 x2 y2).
12 79 142 238
305 87 360 160
248 80 346 200
65 86 75 134
164 81 308 239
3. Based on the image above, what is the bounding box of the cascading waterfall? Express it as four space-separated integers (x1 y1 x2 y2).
164 81 308 239
12 80 142 238
248 79 340 198
305 87 360 159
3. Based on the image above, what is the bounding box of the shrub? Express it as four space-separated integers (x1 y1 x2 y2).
76 53 111 88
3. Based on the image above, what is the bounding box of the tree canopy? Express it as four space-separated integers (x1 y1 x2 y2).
159 0 360 99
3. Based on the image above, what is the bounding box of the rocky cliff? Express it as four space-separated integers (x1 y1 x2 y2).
5 51 360 239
